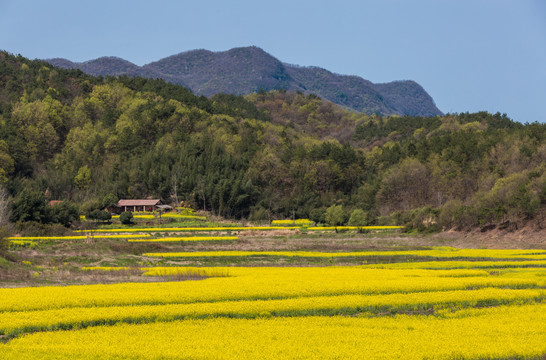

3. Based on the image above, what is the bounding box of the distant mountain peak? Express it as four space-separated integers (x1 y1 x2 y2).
45 47 442 116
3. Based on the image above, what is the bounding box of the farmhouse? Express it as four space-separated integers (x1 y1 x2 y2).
117 199 164 212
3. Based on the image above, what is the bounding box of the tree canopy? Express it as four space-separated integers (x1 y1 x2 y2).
1 51 544 230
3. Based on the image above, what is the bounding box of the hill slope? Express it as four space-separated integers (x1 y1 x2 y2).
3 51 544 231
46 46 442 117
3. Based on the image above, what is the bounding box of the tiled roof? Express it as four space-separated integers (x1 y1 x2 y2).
117 199 161 207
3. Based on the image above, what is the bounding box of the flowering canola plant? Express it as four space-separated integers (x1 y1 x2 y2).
1 260 545 358
76 226 300 233
127 236 238 242
74 225 402 233
142 248 546 260
272 219 314 226
0 287 543 338
8 234 151 241
1 304 545 359
1 267 542 313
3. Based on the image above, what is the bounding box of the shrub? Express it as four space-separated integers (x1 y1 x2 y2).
347 209 367 227
14 222 70 237
101 193 119 209
309 208 326 224
249 206 268 222
438 200 464 230
120 211 133 225
325 205 345 226
9 190 49 223
48 201 80 227
87 209 112 223
400 207 441 233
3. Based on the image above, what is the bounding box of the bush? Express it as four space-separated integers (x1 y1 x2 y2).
347 209 367 227
120 211 133 225
80 200 102 216
249 206 268 222
101 193 119 209
14 222 71 237
9 190 49 223
399 206 441 233
10 190 80 227
49 201 79 227
87 209 112 223
437 200 464 230
325 205 345 226
309 208 326 224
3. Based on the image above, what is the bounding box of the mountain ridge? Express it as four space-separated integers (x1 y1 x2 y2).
46 46 442 117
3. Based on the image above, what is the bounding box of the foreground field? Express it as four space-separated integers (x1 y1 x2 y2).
1 227 545 359
1 263 546 358
2 304 545 359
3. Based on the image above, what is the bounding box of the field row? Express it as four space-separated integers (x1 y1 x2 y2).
2 267 544 313
141 248 546 260
8 235 238 244
74 225 403 233
0 287 543 337
1 304 545 359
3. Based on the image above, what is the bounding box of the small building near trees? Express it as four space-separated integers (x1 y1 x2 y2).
117 199 164 213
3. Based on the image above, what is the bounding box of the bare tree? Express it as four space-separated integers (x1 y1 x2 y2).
0 186 9 228
197 177 206 211
0 187 10 253
170 163 182 211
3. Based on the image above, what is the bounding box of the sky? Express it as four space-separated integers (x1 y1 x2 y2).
1 0 545 123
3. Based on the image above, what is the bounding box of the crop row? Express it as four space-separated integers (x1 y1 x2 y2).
1 304 545 359
8 234 151 241
127 236 238 242
74 225 403 233
1 267 543 313
362 260 546 269
142 248 546 260
112 214 206 220
271 219 314 225
0 287 543 338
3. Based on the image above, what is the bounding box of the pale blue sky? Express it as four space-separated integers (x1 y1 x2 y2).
1 0 545 123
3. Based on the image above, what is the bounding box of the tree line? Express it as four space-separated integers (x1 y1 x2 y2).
0 51 544 235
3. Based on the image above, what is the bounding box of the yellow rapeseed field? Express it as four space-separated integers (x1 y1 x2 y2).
1 250 545 358
142 248 546 260
0 287 543 338
1 267 542 312
74 225 402 233
8 234 151 241
1 304 545 359
127 236 238 242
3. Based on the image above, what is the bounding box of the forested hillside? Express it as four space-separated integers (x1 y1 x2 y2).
1 51 545 232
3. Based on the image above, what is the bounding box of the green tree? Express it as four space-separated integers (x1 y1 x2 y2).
348 209 367 227
376 158 432 215
0 140 14 184
309 208 326 224
87 209 111 223
74 165 91 189
48 201 79 227
119 211 133 225
9 190 49 223
101 193 119 209
11 99 59 161
325 204 344 227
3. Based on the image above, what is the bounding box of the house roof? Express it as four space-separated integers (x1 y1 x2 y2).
118 199 161 207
